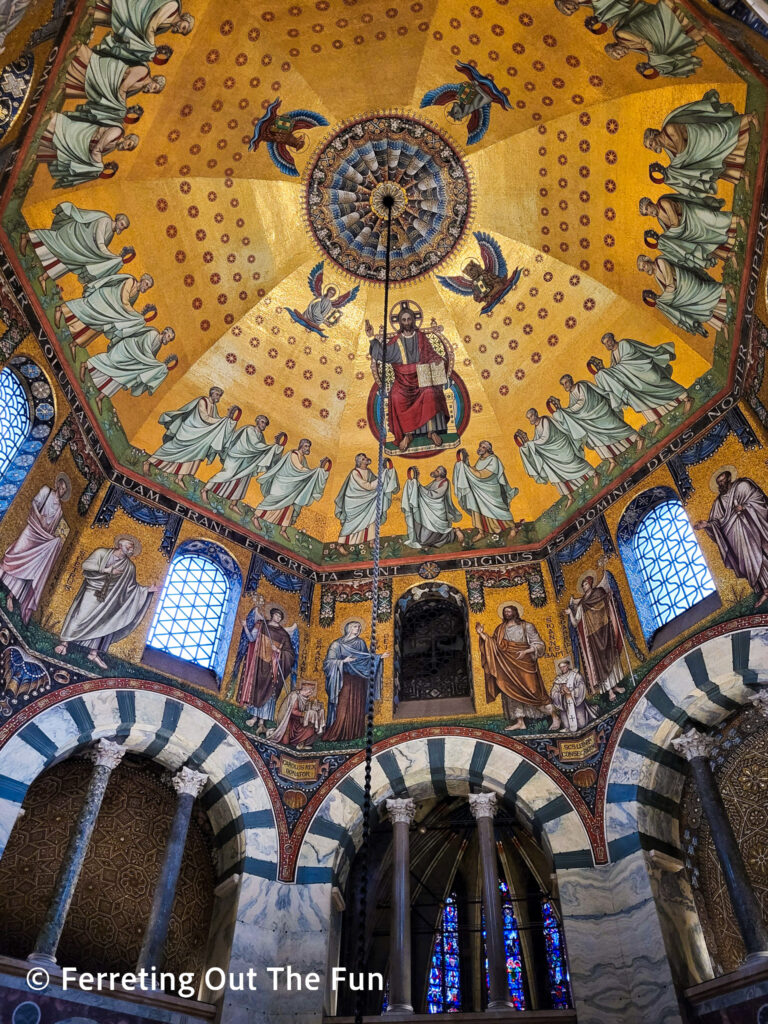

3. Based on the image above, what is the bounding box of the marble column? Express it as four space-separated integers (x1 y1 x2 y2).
469 792 513 1011
28 739 125 965
672 729 768 961
137 765 208 971
386 797 416 1014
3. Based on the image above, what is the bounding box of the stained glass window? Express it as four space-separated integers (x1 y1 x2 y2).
632 499 715 630
147 553 230 670
0 367 30 484
483 879 527 1009
542 899 571 1009
427 892 461 1013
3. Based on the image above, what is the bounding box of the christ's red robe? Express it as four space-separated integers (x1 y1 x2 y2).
386 330 450 444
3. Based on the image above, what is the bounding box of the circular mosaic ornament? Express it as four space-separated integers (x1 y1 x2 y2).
304 113 473 284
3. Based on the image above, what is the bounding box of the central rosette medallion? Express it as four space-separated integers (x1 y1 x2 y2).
303 113 473 284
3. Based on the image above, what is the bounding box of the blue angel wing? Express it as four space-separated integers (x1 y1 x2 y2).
474 231 507 279
605 569 645 660
285 109 330 129
267 141 299 177
436 273 476 297
332 283 360 308
456 61 512 109
231 607 257 682
420 83 460 108
248 98 280 152
466 103 491 145
308 260 325 298
567 612 582 674
287 621 300 686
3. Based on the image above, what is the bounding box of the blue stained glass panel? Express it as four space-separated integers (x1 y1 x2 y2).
428 893 461 1013
483 879 527 1010
0 367 30 482
147 553 229 670
632 499 715 630
542 899 571 1009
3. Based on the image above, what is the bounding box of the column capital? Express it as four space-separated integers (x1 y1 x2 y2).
88 739 125 771
672 730 714 762
468 791 498 820
386 797 416 825
172 766 208 798
748 689 768 719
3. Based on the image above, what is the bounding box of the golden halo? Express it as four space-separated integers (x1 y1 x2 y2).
55 472 72 500
114 534 141 556
257 600 286 621
370 180 407 219
497 600 524 620
340 616 364 633
577 570 599 592
709 465 739 494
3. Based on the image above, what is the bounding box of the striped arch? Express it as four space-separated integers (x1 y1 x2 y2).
296 733 595 887
0 683 279 881
604 621 768 862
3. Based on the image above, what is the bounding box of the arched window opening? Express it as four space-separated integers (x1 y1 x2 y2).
336 796 572 1017
428 892 462 1013
0 366 29 482
633 500 715 630
144 539 242 686
0 754 215 977
394 583 473 717
618 486 719 647
0 357 55 521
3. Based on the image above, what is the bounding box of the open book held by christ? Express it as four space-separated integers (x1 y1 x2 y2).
416 360 448 388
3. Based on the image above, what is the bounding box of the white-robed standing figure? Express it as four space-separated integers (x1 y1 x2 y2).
83 324 176 412
37 112 138 189
550 659 597 733
452 441 519 538
56 271 154 358
334 453 399 553
0 474 71 625
695 468 768 608
253 438 331 540
54 536 158 669
638 254 733 338
201 414 285 509
94 0 195 66
517 408 599 507
402 465 465 548
64 43 165 127
638 194 743 271
20 204 132 293
550 374 642 472
143 386 238 486
589 333 691 435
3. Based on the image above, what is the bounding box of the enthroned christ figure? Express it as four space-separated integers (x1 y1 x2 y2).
367 304 452 453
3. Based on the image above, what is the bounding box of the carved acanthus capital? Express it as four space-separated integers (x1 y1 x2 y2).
386 797 416 825
671 730 714 762
468 792 498 820
172 766 208 798
748 689 768 720
88 739 126 771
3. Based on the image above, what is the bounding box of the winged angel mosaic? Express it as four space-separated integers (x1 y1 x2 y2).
436 232 522 315
285 261 360 338
420 61 511 145
248 98 329 177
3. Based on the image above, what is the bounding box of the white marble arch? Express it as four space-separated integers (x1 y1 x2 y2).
582 623 768 1023
604 623 768 856
296 733 594 890
0 684 279 1004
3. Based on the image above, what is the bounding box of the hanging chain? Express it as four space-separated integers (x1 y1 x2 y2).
354 198 394 1024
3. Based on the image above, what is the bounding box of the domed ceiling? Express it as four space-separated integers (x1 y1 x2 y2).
3 0 766 569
